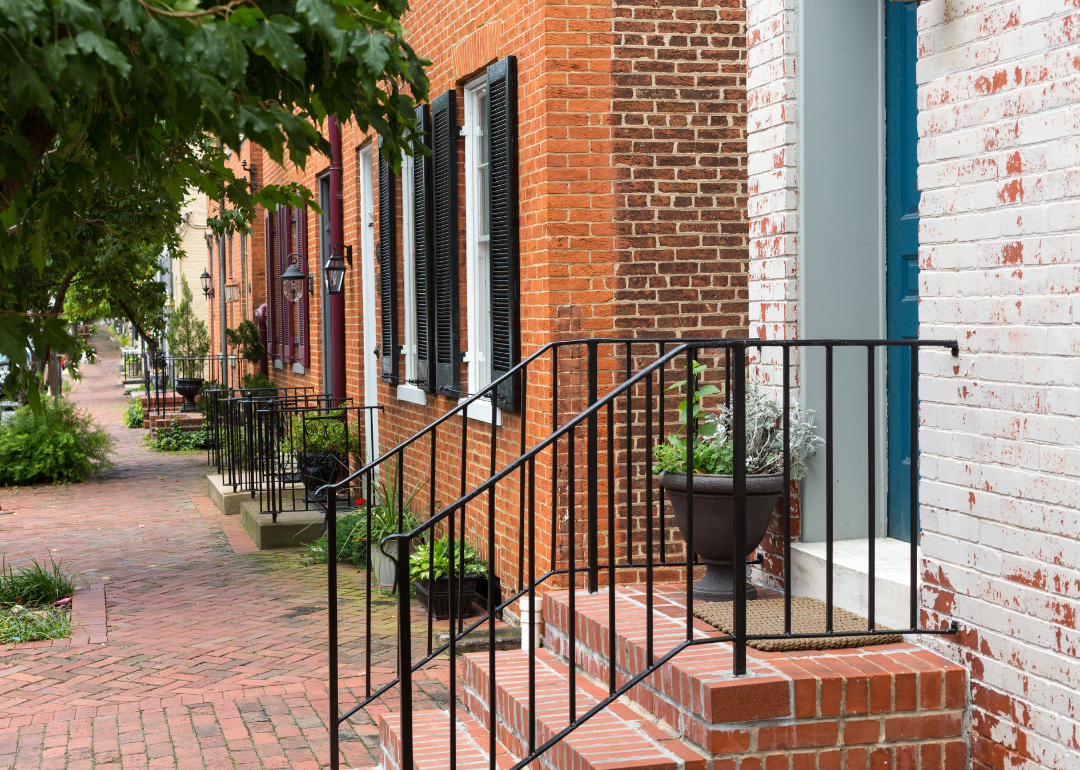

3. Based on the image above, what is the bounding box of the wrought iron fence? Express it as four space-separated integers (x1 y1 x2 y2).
120 348 143 382
318 336 960 770
142 354 240 415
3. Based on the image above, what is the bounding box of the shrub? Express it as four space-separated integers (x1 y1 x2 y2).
167 277 210 378
0 399 114 485
145 420 211 452
122 397 144 428
227 319 266 364
241 371 275 393
194 379 223 413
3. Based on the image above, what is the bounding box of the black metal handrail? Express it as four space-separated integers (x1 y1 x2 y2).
320 337 960 770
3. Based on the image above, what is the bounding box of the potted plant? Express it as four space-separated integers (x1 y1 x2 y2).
278 411 348 503
653 363 823 601
166 276 210 412
409 536 488 620
365 462 430 588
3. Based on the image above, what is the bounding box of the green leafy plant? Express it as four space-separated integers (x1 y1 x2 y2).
145 420 211 452
409 537 488 583
167 277 210 378
302 509 369 566
227 320 266 365
652 366 823 480
194 380 224 414
278 411 350 455
122 397 144 429
0 399 114 485
241 371 275 393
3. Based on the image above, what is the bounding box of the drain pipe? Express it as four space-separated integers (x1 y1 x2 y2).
329 116 346 403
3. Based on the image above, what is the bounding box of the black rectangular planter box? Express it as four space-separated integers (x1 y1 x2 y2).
416 575 479 620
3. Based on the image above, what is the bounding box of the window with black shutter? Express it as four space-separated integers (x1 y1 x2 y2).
378 136 398 383
487 56 520 411
414 103 435 392
431 89 461 397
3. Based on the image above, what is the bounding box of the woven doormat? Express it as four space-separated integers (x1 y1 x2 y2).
694 597 903 652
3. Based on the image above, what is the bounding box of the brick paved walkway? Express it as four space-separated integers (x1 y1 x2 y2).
0 328 448 770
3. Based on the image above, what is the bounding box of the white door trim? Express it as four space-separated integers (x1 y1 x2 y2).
359 145 380 464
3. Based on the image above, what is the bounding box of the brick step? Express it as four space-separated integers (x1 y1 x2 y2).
543 585 967 765
378 709 516 770
147 413 204 429
462 649 707 770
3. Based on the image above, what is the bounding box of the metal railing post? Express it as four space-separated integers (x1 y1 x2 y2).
587 341 599 593
327 490 339 770
732 342 747 676
397 534 414 770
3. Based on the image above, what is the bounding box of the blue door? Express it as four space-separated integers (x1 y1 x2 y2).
886 1 920 541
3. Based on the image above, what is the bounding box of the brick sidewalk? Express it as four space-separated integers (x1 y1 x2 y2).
0 328 448 770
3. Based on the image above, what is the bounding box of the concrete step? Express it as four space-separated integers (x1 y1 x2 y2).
239 497 327 550
462 649 706 770
378 709 515 770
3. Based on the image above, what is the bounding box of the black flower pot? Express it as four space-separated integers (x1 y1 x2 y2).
659 472 784 601
297 451 341 503
416 575 479 620
174 377 204 413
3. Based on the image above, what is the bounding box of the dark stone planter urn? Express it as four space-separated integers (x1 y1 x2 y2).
659 471 785 601
297 451 341 503
173 377 204 413
417 574 479 621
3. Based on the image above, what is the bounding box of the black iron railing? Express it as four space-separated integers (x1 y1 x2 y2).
143 354 240 415
319 337 960 770
120 349 143 382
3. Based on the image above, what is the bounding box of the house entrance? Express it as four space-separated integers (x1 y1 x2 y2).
885 0 920 541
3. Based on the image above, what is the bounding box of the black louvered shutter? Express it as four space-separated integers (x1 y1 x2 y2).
414 104 435 392
264 209 277 359
297 205 310 367
279 204 294 364
487 56 521 411
378 136 398 383
432 89 460 397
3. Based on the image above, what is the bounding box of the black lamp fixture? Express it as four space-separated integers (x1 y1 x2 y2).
280 253 311 303
200 268 214 299
323 244 352 296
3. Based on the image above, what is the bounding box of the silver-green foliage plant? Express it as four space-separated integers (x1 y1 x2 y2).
652 363 823 480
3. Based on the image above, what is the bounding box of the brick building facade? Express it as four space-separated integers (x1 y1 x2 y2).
209 0 749 587
204 0 1079 767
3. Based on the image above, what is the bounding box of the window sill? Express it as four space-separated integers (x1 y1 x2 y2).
397 384 427 406
458 397 501 426
788 538 916 631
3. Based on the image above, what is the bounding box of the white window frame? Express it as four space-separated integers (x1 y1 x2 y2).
397 151 426 406
461 75 500 425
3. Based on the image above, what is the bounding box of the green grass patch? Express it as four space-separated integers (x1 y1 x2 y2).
0 556 81 644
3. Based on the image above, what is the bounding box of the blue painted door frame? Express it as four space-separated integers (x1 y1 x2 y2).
885 1 920 541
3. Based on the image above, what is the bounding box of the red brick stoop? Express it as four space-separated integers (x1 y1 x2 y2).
544 585 968 768
378 709 516 770
463 648 708 770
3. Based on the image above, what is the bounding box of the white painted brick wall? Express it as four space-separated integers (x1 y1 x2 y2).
746 0 797 393
918 1 1080 768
